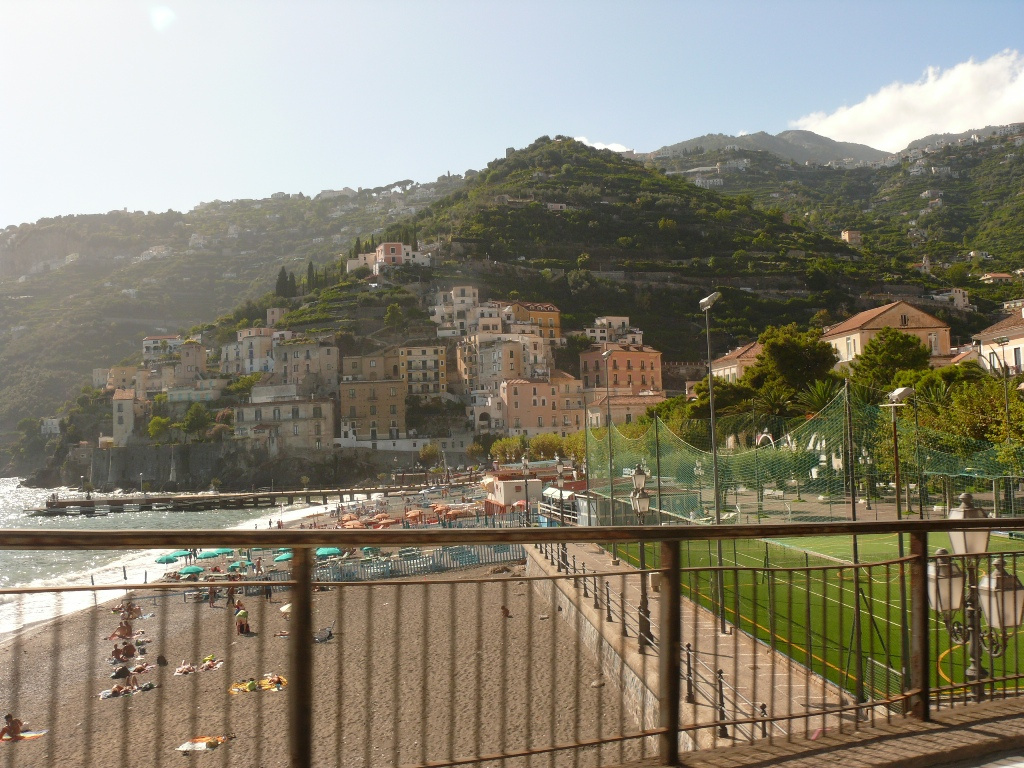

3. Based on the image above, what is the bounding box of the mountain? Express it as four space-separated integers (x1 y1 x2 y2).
649 129 889 165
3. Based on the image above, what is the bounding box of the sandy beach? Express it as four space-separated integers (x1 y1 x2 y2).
0 554 642 768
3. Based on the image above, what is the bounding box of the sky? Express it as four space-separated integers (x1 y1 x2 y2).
2 1 1024 227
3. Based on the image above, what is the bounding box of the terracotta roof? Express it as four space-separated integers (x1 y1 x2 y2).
974 311 1024 340
549 369 579 381
950 349 978 364
713 341 762 365
821 301 947 338
143 334 181 341
513 301 561 313
588 393 665 407
584 341 660 354
112 389 135 401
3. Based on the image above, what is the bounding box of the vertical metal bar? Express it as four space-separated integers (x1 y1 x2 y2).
391 584 403 767
837 563 847 735
447 582 456 765
659 540 681 766
474 580 483 762
499 579 508 767
547 578 556 768
803 564 811 739
768 570 778 745
909 530 930 721
750 560 760 745
717 670 729 738
786 567 794 743
363 583 374 768
335 581 346 766
420 582 429 766
289 546 314 768
573 567 582 768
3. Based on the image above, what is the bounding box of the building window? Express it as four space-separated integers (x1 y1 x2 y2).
237 411 244 423
538 417 544 427
254 409 262 421
314 423 321 436
349 406 356 417
900 314 909 327
370 405 377 415
273 408 280 420
117 415 123 425
390 405 397 415
312 406 322 418
293 424 299 435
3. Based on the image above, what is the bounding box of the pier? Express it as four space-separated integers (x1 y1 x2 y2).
26 481 472 516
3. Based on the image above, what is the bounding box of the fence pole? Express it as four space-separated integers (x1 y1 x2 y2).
289 547 314 768
717 669 730 738
659 540 681 766
909 530 930 721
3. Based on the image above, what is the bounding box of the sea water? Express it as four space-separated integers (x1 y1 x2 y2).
0 476 343 634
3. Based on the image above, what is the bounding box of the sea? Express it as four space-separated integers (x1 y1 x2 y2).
0 476 339 635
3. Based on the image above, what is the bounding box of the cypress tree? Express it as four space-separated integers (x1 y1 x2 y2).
307 261 315 290
287 272 297 297
275 266 289 297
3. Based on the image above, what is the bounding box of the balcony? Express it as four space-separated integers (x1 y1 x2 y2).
3 516 1024 767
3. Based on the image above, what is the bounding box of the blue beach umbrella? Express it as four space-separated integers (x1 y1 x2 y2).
276 548 292 554
156 554 178 564
274 552 293 562
170 550 192 558
214 548 235 555
316 547 341 558
180 565 204 575
196 550 221 560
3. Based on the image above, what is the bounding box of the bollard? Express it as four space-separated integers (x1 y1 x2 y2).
605 582 613 621
620 591 628 637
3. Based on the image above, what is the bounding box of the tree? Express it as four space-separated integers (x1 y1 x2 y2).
307 261 315 291
384 303 403 327
287 272 297 297
179 403 212 441
466 442 487 464
148 415 172 442
849 327 932 390
490 436 526 463
418 442 441 467
528 432 564 460
742 323 838 392
275 267 289 297
577 252 591 269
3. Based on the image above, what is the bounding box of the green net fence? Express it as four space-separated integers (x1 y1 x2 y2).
584 388 1024 525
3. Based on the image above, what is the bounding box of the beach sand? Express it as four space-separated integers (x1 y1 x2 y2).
0 560 641 768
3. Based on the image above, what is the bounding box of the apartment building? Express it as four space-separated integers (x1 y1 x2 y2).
584 316 643 345
339 379 406 441
142 334 184 362
499 370 585 438
580 342 662 394
221 327 275 375
234 386 334 453
400 343 448 399
503 301 561 342
275 338 339 388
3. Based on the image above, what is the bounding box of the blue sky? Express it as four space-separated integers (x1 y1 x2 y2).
2 0 1023 227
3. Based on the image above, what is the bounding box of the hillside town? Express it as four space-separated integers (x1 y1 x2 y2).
70 234 1024 479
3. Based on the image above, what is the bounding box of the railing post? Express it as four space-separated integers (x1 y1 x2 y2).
685 643 695 703
582 565 589 597
759 703 768 738
909 530 931 721
620 591 628 636
605 581 613 621
659 540 681 766
717 669 729 738
289 546 314 768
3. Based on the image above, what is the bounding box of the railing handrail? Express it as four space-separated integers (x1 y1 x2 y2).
2 516 1021 549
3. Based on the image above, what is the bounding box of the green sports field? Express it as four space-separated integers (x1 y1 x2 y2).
616 533 1024 704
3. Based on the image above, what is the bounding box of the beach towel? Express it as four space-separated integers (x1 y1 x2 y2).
1 730 47 742
228 675 287 694
314 621 336 644
176 735 234 753
98 682 156 698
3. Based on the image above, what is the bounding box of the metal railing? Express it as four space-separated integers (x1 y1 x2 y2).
3 518 1024 767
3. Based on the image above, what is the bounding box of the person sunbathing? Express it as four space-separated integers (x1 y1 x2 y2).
120 641 137 659
175 661 196 675
199 658 220 671
267 674 284 686
0 714 24 740
107 620 133 640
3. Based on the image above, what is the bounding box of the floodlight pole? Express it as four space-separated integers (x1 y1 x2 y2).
701 291 726 634
996 336 1015 516
603 349 619 564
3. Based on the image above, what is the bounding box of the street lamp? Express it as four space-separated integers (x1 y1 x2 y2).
555 454 567 571
630 463 652 653
928 493 1024 700
995 336 1015 515
140 472 145 495
700 291 727 634
602 348 619 564
887 385 915 688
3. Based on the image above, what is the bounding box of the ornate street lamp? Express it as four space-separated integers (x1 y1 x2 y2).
630 463 652 653
928 493 1024 700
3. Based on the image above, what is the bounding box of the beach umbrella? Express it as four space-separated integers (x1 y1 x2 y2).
197 550 221 560
316 547 341 558
156 554 178 564
170 550 192 558
180 565 204 575
228 560 254 570
276 547 292 553
214 548 235 555
274 552 293 562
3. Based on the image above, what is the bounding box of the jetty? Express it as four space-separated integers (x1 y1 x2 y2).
26 481 474 516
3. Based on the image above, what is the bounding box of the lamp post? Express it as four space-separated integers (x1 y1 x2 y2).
887 386 915 690
139 472 144 495
555 454 567 571
928 493 1024 701
602 348 619 564
700 291 727 634
995 336 1015 516
630 463 652 653
522 453 531 527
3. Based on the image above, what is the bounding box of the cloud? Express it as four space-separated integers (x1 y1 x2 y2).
791 50 1024 152
150 5 177 32
575 137 632 153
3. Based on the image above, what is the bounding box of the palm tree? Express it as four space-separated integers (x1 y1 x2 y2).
794 378 842 416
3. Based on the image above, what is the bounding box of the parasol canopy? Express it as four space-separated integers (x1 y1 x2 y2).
156 554 178 564
180 565 204 575
196 550 221 560
274 552 293 562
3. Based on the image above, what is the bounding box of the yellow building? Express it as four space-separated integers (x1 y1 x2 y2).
505 301 561 342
